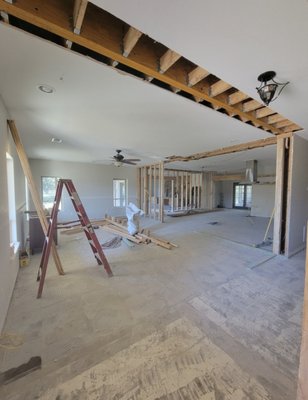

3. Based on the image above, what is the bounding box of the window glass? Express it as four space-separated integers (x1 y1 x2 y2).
113 179 127 207
42 176 61 210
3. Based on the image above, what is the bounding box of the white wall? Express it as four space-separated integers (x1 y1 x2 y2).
286 135 308 256
0 97 26 332
221 181 233 208
250 184 275 217
29 159 137 221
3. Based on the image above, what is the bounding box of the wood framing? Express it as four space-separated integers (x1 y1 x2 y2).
166 136 278 163
0 0 301 136
273 137 285 255
123 26 142 57
8 120 64 275
73 0 88 34
213 174 245 182
188 67 209 87
297 222 308 399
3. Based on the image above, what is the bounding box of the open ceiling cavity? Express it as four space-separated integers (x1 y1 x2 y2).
0 0 302 137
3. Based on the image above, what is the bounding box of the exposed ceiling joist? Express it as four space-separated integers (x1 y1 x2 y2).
228 91 249 106
243 99 262 113
188 66 209 87
73 0 88 34
165 136 278 163
255 107 275 119
210 80 232 97
123 26 142 57
0 0 302 137
159 49 181 74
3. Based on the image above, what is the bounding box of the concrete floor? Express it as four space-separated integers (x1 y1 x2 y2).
0 210 304 399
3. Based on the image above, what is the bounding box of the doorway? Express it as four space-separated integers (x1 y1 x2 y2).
233 183 252 209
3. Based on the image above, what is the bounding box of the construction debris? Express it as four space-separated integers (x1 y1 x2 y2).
59 215 177 250
101 236 122 249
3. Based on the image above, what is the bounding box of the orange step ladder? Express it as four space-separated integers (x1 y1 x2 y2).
37 179 113 298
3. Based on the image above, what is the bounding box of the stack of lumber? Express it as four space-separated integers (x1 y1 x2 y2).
59 216 177 250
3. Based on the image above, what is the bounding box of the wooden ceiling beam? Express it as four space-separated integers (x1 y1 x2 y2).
228 91 249 105
243 99 263 113
73 0 88 34
210 80 232 97
159 50 181 73
165 136 278 163
275 120 294 129
0 0 301 137
267 114 286 124
188 66 209 87
255 107 275 119
122 26 142 57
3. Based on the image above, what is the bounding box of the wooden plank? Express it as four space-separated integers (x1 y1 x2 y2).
228 91 249 105
149 165 152 218
213 174 245 182
243 99 262 112
7 120 64 275
273 137 285 255
123 26 142 57
159 162 164 222
283 123 302 133
297 221 308 400
267 114 285 124
181 172 184 210
255 107 275 119
153 164 157 219
189 173 192 209
138 233 172 250
188 66 209 87
275 120 294 129
210 80 232 97
73 0 88 34
102 225 142 243
166 136 277 163
185 172 188 210
0 0 299 135
136 167 141 209
171 179 174 212
159 49 181 73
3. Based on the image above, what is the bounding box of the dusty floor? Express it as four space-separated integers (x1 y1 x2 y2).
0 210 304 399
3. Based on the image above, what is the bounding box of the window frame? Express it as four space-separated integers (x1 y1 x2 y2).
41 176 61 211
113 179 127 208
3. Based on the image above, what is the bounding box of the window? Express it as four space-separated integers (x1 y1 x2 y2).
6 153 17 245
42 176 60 210
113 179 127 207
233 183 252 209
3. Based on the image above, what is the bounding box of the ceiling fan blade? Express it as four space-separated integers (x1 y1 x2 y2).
121 160 137 165
125 158 141 162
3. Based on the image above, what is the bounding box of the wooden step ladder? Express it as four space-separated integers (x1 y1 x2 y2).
37 179 113 298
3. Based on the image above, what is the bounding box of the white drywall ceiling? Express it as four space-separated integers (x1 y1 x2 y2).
0 0 307 171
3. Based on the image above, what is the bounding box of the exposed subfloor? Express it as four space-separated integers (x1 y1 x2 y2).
0 209 304 399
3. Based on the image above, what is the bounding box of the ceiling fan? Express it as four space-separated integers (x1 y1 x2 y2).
113 150 140 166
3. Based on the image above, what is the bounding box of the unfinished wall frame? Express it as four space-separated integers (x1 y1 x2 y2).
138 165 204 220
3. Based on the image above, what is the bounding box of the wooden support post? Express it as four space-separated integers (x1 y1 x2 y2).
176 171 179 210
159 162 164 222
273 137 285 254
140 167 144 213
136 167 141 209
149 165 152 218
181 172 184 210
297 222 308 399
153 164 157 220
144 166 148 215
8 120 64 275
185 172 188 209
171 179 174 212
189 173 192 209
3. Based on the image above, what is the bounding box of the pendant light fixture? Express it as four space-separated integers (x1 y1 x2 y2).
256 71 289 106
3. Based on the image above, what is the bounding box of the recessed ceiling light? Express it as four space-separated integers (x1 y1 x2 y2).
37 84 55 94
51 138 62 144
